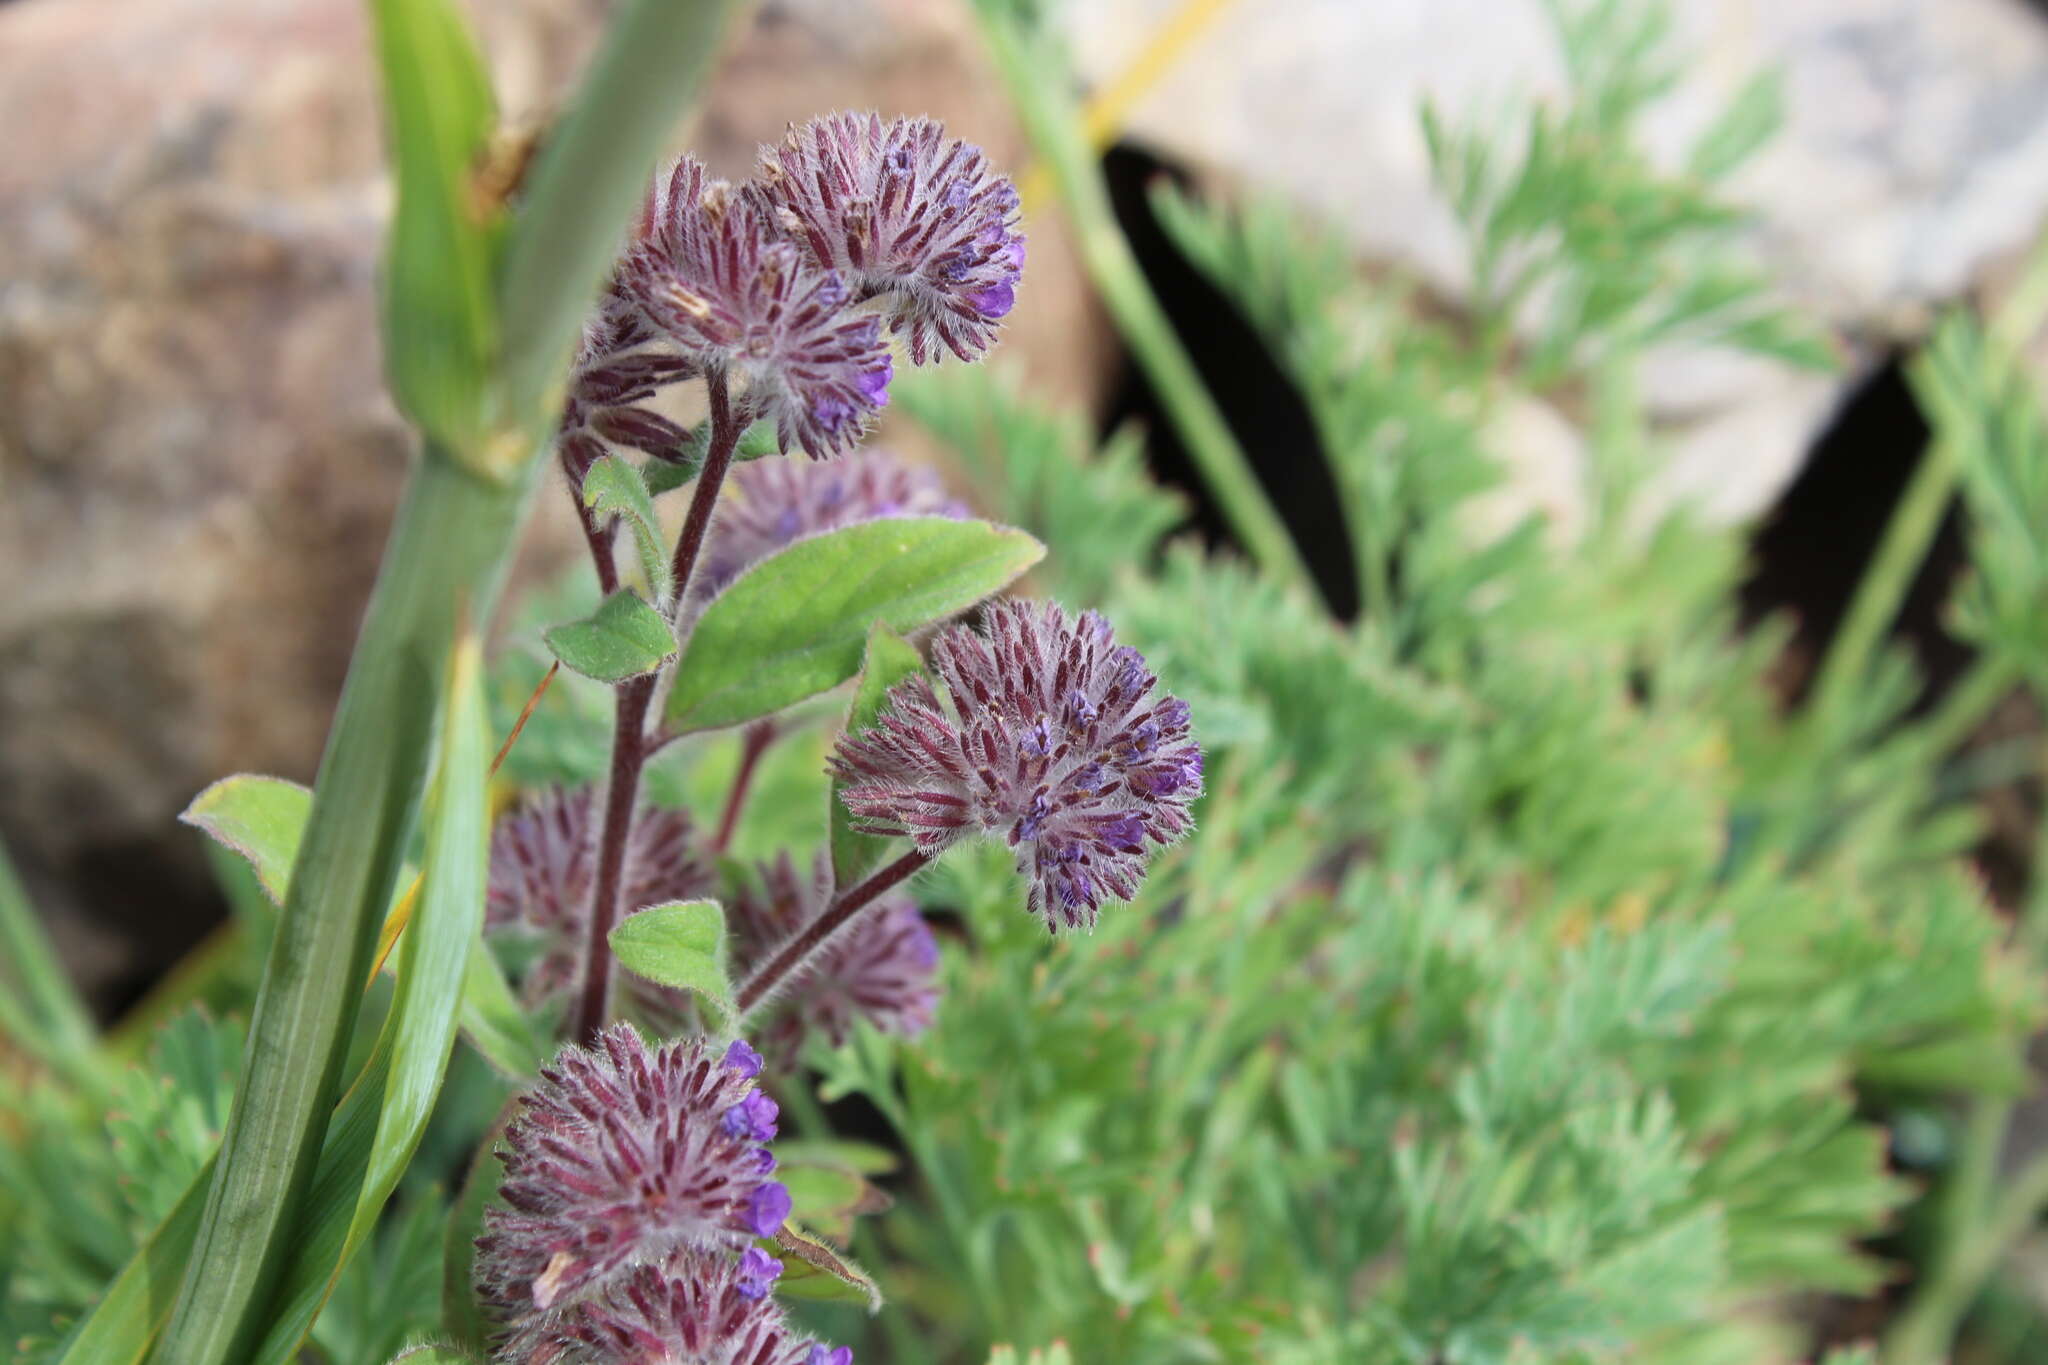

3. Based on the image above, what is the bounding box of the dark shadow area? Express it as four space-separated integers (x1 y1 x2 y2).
1740 353 1970 708
65 834 222 1021
1096 141 1360 622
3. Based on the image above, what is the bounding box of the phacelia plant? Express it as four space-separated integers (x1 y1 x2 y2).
446 107 1194 1362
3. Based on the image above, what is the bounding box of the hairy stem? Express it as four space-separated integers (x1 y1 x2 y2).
569 372 742 1046
667 371 739 615
711 721 777 855
735 850 929 1015
569 676 658 1046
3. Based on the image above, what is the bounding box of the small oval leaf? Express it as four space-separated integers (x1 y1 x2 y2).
666 518 1043 734
543 589 677 683
582 455 670 606
181 775 314 904
609 899 732 1017
773 1222 884 1313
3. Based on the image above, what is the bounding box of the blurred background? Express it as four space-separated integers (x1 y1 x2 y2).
5 0 2048 1082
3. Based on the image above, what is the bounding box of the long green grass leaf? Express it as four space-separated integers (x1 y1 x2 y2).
0 833 96 1078
493 0 741 425
372 0 499 452
246 634 494 1362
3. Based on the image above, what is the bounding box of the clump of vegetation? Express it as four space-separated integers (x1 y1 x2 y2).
6 1 2048 1362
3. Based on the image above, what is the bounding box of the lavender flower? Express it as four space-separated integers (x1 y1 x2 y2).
487 786 713 1018
503 1248 843 1365
831 600 1202 931
475 1025 790 1329
756 113 1026 366
728 853 941 1057
697 449 969 597
621 158 893 457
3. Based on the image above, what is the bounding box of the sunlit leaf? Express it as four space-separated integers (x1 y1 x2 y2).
665 518 1042 734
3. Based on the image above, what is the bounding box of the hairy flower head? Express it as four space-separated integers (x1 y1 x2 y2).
475 1025 790 1330
487 786 713 1017
621 158 893 457
729 852 941 1057
558 285 699 482
831 600 1201 931
756 113 1025 365
500 1248 845 1365
698 449 968 598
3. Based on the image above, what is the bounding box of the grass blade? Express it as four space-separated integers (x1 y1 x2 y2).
246 634 494 1362
0 833 97 1079
494 0 742 421
151 455 532 1365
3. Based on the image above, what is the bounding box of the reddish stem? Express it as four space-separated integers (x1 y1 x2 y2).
568 370 745 1046
710 721 777 856
665 371 739 620
734 850 930 1015
569 673 655 1045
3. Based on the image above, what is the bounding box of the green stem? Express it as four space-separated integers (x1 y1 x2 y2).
1803 431 1961 730
153 450 535 1365
1914 656 2021 770
974 9 1312 593
0 833 98 1075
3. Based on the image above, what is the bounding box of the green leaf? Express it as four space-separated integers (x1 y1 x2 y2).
180 775 314 904
390 1347 485 1365
54 1160 210 1364
643 417 780 496
459 942 547 1079
371 0 499 454
772 1222 884 1313
666 518 1043 733
609 900 732 1019
772 1138 901 1176
0 832 97 1081
543 588 677 683
57 1046 398 1365
247 633 494 1363
439 1131 502 1348
831 627 924 889
582 455 671 606
779 1161 888 1244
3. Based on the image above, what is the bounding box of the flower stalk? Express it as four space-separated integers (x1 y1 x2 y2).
735 850 932 1016
570 375 744 1047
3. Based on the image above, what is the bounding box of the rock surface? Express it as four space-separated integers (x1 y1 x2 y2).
1057 0 2048 521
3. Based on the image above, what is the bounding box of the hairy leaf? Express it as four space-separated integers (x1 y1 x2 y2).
543 588 676 683
609 900 732 1019
664 518 1042 733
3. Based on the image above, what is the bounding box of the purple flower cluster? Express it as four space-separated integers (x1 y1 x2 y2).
564 113 1021 467
557 293 699 487
729 852 942 1059
756 112 1026 365
622 159 892 459
831 600 1203 931
501 1248 848 1365
486 786 713 1018
697 449 968 599
477 1028 793 1344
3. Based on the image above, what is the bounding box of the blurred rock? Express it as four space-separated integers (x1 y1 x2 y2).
0 0 1096 1008
1057 0 2048 522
